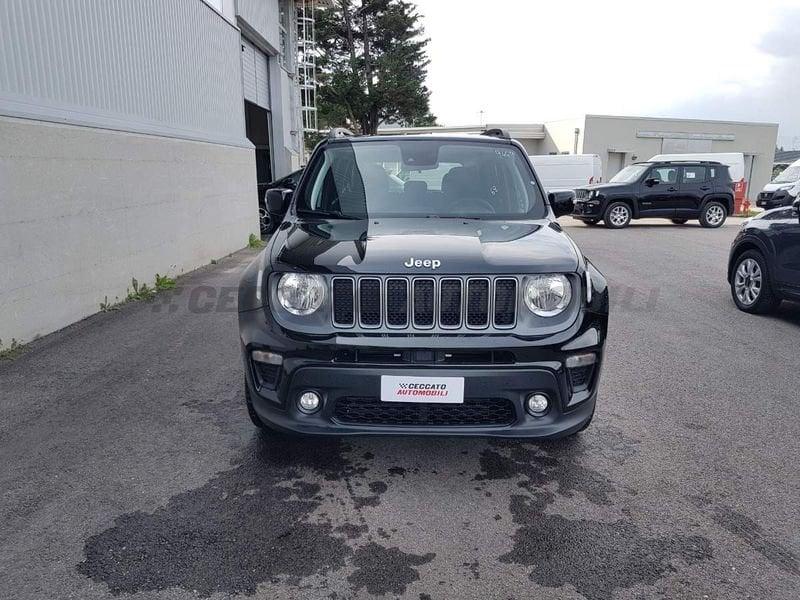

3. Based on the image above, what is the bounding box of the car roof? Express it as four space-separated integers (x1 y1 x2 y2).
633 160 725 166
324 133 514 145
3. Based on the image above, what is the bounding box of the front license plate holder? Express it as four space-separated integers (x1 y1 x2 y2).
380 375 465 404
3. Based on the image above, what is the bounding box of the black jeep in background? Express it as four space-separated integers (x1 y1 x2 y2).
572 161 735 229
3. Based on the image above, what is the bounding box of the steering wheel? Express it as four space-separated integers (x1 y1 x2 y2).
449 196 497 215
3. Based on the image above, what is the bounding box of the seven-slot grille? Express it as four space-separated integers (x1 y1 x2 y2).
575 189 590 200
331 276 519 330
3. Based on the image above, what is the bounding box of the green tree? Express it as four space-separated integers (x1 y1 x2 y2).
315 0 436 136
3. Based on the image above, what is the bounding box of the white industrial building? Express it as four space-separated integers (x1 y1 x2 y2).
0 0 317 345
384 114 779 200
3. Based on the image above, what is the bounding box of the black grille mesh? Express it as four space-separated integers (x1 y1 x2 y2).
332 279 354 326
439 279 462 327
386 279 408 327
333 397 515 427
331 277 524 329
253 362 280 389
467 280 490 327
359 279 381 326
493 279 517 326
413 279 435 327
568 364 595 391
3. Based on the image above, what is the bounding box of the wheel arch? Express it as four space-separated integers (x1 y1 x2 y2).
728 238 770 282
607 196 638 218
702 194 734 215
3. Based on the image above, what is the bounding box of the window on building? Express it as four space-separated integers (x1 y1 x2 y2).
681 166 707 183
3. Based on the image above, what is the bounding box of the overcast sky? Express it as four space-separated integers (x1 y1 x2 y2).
414 0 800 148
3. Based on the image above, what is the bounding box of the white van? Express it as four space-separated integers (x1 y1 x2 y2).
649 152 745 183
757 157 800 210
528 154 602 192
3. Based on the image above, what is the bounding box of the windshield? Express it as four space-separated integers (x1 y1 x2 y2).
774 165 800 183
609 164 649 183
296 140 546 220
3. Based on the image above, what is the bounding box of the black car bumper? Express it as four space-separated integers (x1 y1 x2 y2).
757 192 794 209
239 307 606 438
572 201 603 220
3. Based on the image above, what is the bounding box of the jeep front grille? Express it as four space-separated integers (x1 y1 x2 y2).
332 276 519 331
575 189 590 200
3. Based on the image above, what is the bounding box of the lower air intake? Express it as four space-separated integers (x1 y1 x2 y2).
333 397 515 427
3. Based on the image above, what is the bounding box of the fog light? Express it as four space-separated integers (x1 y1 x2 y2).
297 391 321 414
526 393 550 417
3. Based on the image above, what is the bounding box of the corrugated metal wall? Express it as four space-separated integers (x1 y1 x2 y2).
241 38 271 109
0 0 248 147
236 0 280 50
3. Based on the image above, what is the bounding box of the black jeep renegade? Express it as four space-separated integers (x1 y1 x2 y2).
237 130 609 438
572 160 734 229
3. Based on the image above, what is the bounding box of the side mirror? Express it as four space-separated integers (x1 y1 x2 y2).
548 190 575 218
645 178 659 187
266 188 292 218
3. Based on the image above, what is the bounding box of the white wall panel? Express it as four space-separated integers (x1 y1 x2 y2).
0 0 248 146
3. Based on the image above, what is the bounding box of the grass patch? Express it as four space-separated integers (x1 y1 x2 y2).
248 233 264 249
154 273 176 292
0 338 24 361
99 273 177 311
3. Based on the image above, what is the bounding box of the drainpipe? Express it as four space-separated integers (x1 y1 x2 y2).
573 128 580 155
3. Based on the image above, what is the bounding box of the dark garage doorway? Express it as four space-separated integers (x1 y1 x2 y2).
244 100 272 204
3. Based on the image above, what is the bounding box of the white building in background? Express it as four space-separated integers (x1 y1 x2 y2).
383 114 779 199
0 0 316 345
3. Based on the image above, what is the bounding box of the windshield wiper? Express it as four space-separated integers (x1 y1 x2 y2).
297 210 364 220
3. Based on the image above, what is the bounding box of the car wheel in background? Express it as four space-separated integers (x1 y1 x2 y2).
603 202 632 229
585 219 600 226
259 206 270 235
671 218 688 225
700 202 727 228
731 250 780 314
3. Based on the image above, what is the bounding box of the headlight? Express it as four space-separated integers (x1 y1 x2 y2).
524 275 572 317
277 273 325 315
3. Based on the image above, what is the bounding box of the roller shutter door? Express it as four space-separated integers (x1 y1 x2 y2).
241 38 270 109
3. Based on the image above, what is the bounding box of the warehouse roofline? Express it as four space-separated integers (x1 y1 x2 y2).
584 114 779 128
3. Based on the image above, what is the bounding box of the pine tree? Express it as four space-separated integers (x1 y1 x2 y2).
315 0 436 135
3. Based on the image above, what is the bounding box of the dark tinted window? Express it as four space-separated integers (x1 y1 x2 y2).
648 166 678 184
681 166 707 183
298 140 546 220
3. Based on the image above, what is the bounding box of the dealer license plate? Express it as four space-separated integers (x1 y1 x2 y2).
380 376 464 404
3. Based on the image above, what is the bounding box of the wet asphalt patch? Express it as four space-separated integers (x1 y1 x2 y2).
475 437 713 600
76 423 717 599
78 434 358 597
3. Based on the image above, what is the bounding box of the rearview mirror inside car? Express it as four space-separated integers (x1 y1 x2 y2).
548 190 576 218
266 188 292 218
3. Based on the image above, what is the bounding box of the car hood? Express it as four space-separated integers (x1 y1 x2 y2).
269 218 580 275
763 182 797 192
577 182 626 193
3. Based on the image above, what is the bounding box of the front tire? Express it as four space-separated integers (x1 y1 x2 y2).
731 250 780 314
700 202 727 228
603 202 632 229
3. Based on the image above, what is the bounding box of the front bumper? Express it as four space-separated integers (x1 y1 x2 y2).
572 201 603 219
239 307 606 438
757 192 794 209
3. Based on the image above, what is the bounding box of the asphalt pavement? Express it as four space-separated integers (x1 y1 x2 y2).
1 217 798 600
